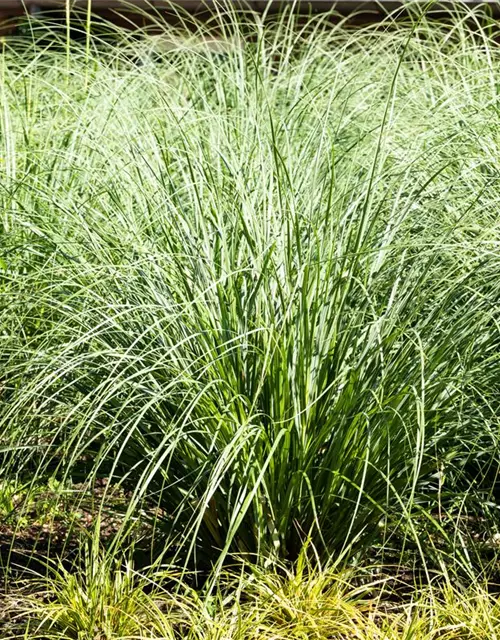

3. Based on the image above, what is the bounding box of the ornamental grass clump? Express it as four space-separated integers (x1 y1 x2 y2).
0 4 499 568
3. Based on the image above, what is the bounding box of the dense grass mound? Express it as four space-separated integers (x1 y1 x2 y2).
1 5 499 572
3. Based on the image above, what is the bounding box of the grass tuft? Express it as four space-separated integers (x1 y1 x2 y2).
0 3 499 575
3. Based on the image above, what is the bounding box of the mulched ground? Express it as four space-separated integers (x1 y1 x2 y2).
0 479 141 575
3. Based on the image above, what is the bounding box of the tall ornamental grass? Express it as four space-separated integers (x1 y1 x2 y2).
1 4 499 567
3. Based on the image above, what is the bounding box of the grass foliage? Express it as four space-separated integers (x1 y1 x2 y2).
0 3 499 578
9 539 500 639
